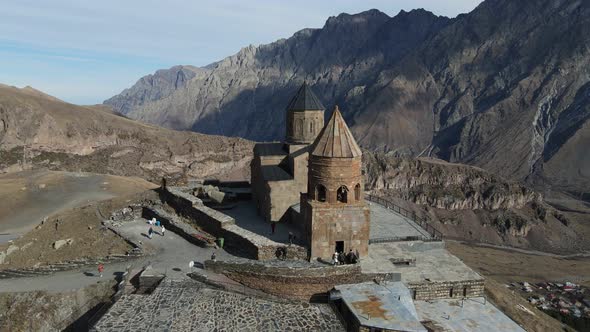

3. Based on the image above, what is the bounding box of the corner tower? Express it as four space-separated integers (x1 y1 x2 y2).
285 82 325 145
301 106 370 260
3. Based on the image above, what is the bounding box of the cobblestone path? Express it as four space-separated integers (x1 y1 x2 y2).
93 279 344 331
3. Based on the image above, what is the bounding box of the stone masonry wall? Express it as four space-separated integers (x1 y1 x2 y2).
205 259 372 301
159 187 308 260
159 187 234 235
257 243 308 261
407 279 485 300
142 206 215 247
268 180 300 222
303 200 370 260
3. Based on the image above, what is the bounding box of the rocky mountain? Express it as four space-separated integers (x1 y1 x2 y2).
364 154 542 211
3 84 586 253
364 153 590 254
0 84 253 182
105 0 590 197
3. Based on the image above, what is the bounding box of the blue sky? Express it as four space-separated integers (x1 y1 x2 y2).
0 0 483 105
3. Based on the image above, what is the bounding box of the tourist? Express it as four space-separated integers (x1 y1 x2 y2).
270 222 276 235
346 249 354 264
275 247 283 259
98 263 104 278
351 249 359 264
161 225 165 236
211 251 216 262
288 231 294 245
338 251 345 265
148 227 153 239
55 219 60 232
332 252 338 266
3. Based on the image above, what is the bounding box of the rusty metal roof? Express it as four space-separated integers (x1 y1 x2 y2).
286 81 325 111
311 106 362 158
334 282 427 332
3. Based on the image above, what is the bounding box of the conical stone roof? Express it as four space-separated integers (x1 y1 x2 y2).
311 106 362 158
286 82 325 111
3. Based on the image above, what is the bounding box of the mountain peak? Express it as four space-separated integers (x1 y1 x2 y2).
325 9 389 27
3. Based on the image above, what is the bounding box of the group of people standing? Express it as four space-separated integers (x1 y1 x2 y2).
148 218 166 239
332 249 359 265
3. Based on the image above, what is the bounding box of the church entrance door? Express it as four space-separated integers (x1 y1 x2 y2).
335 241 344 253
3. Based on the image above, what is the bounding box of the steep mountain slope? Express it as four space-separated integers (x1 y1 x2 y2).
104 9 449 142
0 85 253 182
105 0 590 195
364 153 590 254
396 0 590 194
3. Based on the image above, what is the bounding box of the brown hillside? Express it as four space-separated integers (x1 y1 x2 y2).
0 85 254 183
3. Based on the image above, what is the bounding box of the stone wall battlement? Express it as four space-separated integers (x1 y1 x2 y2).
160 187 308 260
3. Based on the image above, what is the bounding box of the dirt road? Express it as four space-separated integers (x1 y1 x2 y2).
0 170 156 243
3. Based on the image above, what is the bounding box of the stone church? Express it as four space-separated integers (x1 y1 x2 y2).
251 82 370 260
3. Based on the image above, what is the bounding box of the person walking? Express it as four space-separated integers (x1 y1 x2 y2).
338 251 345 265
332 252 339 266
270 222 276 235
97 263 104 278
148 227 153 239
211 251 217 262
161 225 165 236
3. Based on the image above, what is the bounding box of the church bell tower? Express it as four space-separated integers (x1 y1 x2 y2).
301 106 370 260
285 82 325 146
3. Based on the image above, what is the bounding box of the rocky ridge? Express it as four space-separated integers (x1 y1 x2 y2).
364 153 542 211
363 153 587 254
105 0 590 196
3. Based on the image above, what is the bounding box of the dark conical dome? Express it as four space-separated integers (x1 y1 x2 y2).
286 82 325 111
311 106 362 158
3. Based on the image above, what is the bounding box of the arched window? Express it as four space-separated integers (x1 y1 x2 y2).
316 184 327 202
309 121 313 133
337 186 348 203
355 183 361 201
296 119 303 137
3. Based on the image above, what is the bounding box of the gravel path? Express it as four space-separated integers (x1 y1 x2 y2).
0 219 232 293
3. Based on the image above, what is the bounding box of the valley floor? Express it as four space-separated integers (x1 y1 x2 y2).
447 241 590 287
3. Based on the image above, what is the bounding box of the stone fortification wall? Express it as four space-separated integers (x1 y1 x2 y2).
160 187 234 235
142 206 215 247
407 279 485 300
159 187 308 260
205 259 381 301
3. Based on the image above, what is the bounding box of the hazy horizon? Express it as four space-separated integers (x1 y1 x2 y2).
1 1 483 105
